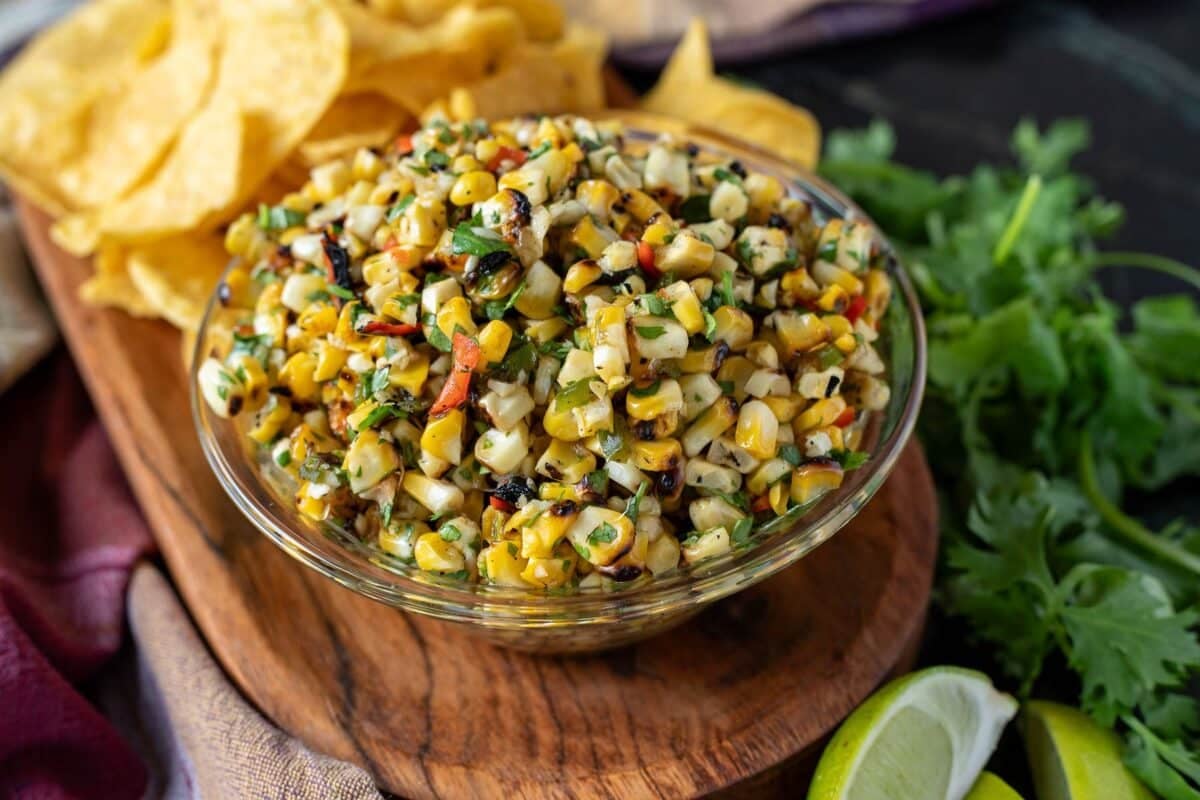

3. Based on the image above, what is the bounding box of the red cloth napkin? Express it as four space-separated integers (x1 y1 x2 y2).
0 353 152 800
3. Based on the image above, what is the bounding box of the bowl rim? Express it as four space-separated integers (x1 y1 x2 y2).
191 110 927 628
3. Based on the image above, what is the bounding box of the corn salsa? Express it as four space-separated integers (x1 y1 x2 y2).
198 114 892 589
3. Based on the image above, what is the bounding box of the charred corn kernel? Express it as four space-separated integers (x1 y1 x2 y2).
791 462 844 504
774 312 829 357
769 481 789 516
622 189 664 222
682 397 738 457
735 400 779 460
525 316 568 344
641 221 674 246
763 394 805 423
825 314 853 339
198 358 244 418
475 320 513 364
631 439 682 472
278 352 319 402
480 540 527 586
575 179 621 220
403 472 465 515
421 409 465 464
297 303 338 336
712 306 754 350
571 215 614 259
287 424 321 464
834 333 858 353
817 284 849 313
362 250 402 286
436 296 477 339
626 379 683 420
481 508 510 543
813 261 864 295
563 261 603 293
865 268 891 320
518 504 577 558
295 484 329 520
537 439 597 484
450 171 497 206
247 395 292 444
744 173 785 219
780 268 820 304
520 555 574 588
539 482 585 502
414 532 466 573
794 396 848 432
344 430 399 493
228 354 268 411
679 344 723 374
661 281 705 334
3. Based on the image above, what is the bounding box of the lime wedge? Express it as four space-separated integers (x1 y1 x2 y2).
965 772 1023 800
1021 701 1154 800
808 666 1018 800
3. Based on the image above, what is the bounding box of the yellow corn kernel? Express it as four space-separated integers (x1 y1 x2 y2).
794 396 848 432
825 314 853 339
763 394 805 423
346 399 380 432
278 352 319 402
631 439 683 472
622 189 664 222
790 462 845 504
780 268 820 305
334 302 364 348
774 312 830 357
865 268 891 321
518 504 578 559
661 281 704 334
421 409 465 464
399 198 447 247
476 320 513 364
679 345 723 374
387 354 427 396
746 458 791 495
296 484 329 521
769 481 789 516
525 316 568 344
436 296 478 340
563 261 603 294
834 333 858 353
452 154 482 173
712 306 754 350
538 439 597 484
682 396 738 457
481 540 527 586
571 215 613 259
414 532 466 573
475 138 501 164
255 281 283 316
815 424 845 451
561 142 584 164
542 401 583 441
626 379 683 421
228 354 268 412
247 395 292 444
220 265 253 308
362 250 402 286
539 482 585 502
450 170 497 206
817 284 850 313
288 423 321 463
717 356 755 401
224 214 259 259
641 221 674 246
297 303 338 336
310 160 352 202
656 235 715 278
735 399 780 460
343 430 400 493
575 179 621 219
744 173 786 219
521 556 574 588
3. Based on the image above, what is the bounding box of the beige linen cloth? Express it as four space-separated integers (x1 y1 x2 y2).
98 566 383 800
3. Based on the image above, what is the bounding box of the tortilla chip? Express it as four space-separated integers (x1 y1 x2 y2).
79 245 159 318
126 233 228 330
54 0 220 209
298 93 411 167
437 25 607 121
642 18 821 169
0 0 172 212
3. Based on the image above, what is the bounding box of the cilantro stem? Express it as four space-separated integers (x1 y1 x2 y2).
1079 433 1200 576
992 174 1042 265
1086 251 1200 292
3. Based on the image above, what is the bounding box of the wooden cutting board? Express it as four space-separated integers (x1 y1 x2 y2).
19 187 936 797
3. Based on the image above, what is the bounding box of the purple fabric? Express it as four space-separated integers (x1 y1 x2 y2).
0 355 152 800
611 0 999 68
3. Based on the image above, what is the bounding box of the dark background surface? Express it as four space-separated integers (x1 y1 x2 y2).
624 1 1200 793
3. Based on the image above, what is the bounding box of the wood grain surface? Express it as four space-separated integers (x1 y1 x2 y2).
20 193 936 798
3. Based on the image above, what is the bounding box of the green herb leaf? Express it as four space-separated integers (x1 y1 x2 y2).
554 378 593 411
451 223 512 258
635 325 666 340
587 522 618 546
386 194 415 221
257 204 305 231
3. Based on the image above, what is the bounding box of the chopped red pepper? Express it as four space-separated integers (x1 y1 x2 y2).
845 295 868 324
393 134 413 155
486 146 527 172
636 240 661 278
489 495 515 512
429 332 481 417
360 321 421 336
834 407 856 427
752 494 771 513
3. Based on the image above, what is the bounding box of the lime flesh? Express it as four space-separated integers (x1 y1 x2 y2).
809 666 1018 800
965 772 1024 800
1021 701 1153 800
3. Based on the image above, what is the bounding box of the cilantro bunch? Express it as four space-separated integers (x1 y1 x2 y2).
821 119 1200 797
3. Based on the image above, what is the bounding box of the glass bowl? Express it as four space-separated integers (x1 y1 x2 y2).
191 111 927 654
